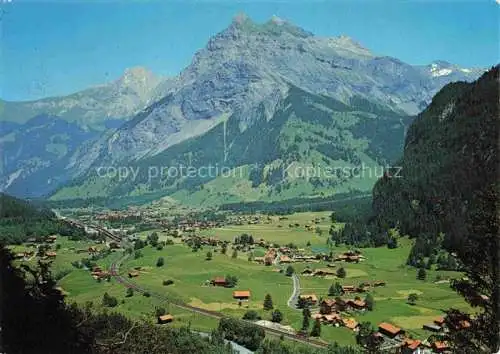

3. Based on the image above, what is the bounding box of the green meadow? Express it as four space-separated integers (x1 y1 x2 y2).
16 211 470 346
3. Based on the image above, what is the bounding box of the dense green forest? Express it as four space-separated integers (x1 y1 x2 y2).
338 66 499 352
0 193 86 244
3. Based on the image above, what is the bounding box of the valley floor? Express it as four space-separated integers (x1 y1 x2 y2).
11 211 471 348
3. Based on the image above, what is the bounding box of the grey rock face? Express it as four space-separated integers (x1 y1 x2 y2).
0 67 164 129
79 15 483 171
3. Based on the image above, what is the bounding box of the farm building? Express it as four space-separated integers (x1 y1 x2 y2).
431 341 450 353
320 299 336 314
299 294 318 305
312 313 342 325
348 299 367 310
279 255 292 263
342 318 359 331
211 277 227 287
45 251 57 258
378 322 403 338
422 323 442 332
400 339 422 354
342 285 356 294
128 271 139 278
233 290 251 300
157 314 174 324
47 235 58 243
253 257 265 264
312 268 336 277
373 281 386 287
301 269 314 275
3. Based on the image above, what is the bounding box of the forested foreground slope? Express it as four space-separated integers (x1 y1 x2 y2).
370 66 499 352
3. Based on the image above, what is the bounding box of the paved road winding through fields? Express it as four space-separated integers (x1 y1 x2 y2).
109 253 328 349
62 215 330 349
287 273 301 310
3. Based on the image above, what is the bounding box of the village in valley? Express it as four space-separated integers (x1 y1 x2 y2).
10 203 474 353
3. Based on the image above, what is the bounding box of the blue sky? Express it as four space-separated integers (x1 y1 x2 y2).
2 1 499 101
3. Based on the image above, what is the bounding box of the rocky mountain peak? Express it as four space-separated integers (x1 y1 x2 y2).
116 66 159 88
232 12 251 25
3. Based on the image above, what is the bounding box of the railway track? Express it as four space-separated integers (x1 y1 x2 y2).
59 215 330 349
109 253 330 349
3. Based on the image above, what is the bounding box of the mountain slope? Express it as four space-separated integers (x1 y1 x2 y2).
69 15 484 176
0 67 164 130
0 68 165 197
4 15 486 201
0 115 100 197
51 83 411 205
370 66 498 255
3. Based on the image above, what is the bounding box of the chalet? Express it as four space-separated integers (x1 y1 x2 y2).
312 268 336 277
47 235 58 243
431 341 450 353
311 313 341 324
348 299 367 310
320 299 336 314
211 277 227 287
423 323 442 332
323 313 342 324
311 313 324 321
357 282 371 292
342 318 359 331
378 322 403 338
45 251 57 258
434 316 446 327
264 249 277 265
335 298 348 310
128 271 139 278
157 314 174 324
299 294 318 305
342 285 356 294
253 257 265 264
400 339 422 354
24 250 34 257
233 290 251 300
479 294 489 302
346 255 362 263
54 286 68 296
452 320 471 330
91 271 110 280
279 255 292 263
334 254 348 261
14 253 25 259
93 266 103 273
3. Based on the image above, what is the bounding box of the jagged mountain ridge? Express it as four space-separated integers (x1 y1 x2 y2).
0 67 164 130
69 15 484 174
1 15 486 200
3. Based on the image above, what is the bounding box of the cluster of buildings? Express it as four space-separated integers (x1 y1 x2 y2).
91 266 110 280
422 316 470 334
333 251 365 263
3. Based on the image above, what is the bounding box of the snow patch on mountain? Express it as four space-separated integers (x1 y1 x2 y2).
430 63 453 77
